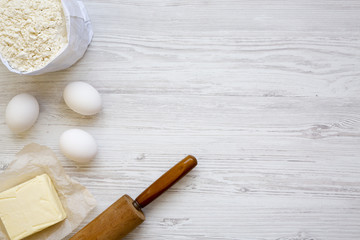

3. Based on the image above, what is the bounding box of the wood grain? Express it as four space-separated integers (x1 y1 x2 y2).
0 0 360 239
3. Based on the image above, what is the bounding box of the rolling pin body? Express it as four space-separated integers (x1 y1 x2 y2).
71 195 144 240
70 155 197 240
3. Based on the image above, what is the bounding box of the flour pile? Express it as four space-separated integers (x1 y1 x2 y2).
0 0 67 72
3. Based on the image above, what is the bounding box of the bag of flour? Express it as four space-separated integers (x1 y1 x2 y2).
0 0 93 75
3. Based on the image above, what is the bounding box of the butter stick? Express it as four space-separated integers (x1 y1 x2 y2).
0 174 67 240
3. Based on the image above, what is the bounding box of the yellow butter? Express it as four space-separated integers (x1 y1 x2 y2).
0 174 66 240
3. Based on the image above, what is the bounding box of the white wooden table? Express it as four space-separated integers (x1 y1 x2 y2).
1 0 360 239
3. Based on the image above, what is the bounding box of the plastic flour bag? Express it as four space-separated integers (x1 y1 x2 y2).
0 0 93 75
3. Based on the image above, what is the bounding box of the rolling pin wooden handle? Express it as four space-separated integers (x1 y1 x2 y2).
134 155 197 209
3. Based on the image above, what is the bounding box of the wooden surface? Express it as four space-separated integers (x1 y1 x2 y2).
0 0 360 239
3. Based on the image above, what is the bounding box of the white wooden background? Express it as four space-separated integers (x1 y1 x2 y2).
1 0 360 239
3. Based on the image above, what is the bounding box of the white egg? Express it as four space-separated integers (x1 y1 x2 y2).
6 93 39 134
63 82 102 116
60 129 98 163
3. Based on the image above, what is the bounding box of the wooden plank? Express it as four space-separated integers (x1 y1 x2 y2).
0 0 359 239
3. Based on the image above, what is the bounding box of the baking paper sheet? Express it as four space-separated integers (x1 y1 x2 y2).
0 143 96 240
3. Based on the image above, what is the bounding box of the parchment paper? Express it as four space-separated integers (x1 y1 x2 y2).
0 143 96 240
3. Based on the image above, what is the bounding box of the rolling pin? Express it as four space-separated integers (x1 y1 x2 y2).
70 155 197 240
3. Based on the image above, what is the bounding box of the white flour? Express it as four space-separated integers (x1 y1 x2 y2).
0 0 68 72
